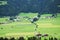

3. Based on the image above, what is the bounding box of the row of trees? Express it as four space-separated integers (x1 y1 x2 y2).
0 36 58 40
0 0 60 16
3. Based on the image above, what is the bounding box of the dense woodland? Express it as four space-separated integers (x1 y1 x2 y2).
0 0 60 16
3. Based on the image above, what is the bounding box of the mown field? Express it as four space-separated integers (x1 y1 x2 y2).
0 13 60 39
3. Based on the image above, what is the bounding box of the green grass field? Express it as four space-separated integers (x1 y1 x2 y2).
0 13 60 39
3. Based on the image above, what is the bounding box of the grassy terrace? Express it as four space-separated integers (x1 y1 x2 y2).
0 13 60 39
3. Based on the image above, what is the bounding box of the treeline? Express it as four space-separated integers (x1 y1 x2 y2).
0 36 59 40
0 0 60 16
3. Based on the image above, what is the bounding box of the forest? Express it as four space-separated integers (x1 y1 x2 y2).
0 0 60 16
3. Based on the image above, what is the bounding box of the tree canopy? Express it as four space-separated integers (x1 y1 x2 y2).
0 0 59 16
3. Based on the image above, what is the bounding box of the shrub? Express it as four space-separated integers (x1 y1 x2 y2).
49 37 53 40
10 37 15 40
18 36 25 40
54 37 57 40
4 37 9 40
44 38 47 40
27 37 32 40
0 37 4 40
28 36 37 40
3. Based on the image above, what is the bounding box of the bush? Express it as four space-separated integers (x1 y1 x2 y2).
18 36 25 40
49 37 53 40
32 36 37 40
10 37 15 40
37 37 41 40
4 37 8 40
28 36 37 40
27 37 32 40
54 37 57 40
0 37 4 40
44 38 47 40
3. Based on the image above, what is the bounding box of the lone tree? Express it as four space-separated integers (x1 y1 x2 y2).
26 13 41 33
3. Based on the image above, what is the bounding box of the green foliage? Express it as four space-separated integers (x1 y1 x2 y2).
0 1 7 5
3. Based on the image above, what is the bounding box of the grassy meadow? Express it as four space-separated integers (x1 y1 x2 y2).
0 13 60 39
